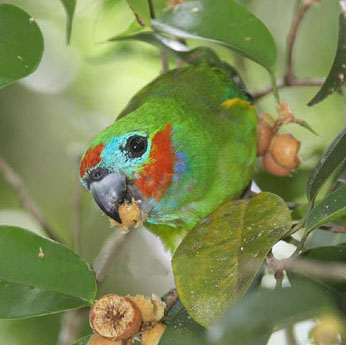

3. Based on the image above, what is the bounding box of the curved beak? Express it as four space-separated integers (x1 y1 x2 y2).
90 172 129 224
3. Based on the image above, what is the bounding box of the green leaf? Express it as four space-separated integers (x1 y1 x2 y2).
160 299 205 345
308 14 346 106
0 4 44 88
306 185 346 231
109 31 223 66
173 192 291 327
72 335 91 345
306 127 346 203
0 226 96 319
152 0 277 72
125 0 168 26
60 0 76 44
288 246 346 312
209 283 336 345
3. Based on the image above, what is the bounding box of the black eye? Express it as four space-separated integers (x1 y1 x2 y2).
125 135 147 158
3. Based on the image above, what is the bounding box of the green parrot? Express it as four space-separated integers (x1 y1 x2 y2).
79 62 257 251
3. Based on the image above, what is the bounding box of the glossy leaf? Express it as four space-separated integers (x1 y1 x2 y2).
173 192 291 326
60 0 76 44
0 226 96 319
152 0 277 72
109 31 223 66
209 283 336 345
160 299 205 345
72 335 90 345
306 127 346 203
308 14 346 106
306 184 346 231
0 4 44 88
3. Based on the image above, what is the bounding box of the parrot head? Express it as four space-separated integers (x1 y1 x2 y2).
79 105 186 227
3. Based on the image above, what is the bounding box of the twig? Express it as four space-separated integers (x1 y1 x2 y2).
252 0 322 100
0 156 61 242
285 324 298 345
57 309 88 345
285 0 316 84
93 230 132 283
71 182 83 254
252 78 324 100
160 50 169 74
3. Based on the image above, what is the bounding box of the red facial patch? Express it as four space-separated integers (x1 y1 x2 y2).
80 143 104 178
135 124 176 200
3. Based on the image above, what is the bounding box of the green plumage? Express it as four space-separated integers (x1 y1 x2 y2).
81 62 258 251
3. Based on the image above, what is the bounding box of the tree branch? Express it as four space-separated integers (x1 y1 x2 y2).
252 0 322 100
70 182 83 254
0 156 61 242
252 77 325 100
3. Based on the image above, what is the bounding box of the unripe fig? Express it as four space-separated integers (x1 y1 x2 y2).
257 114 275 156
269 134 300 170
87 334 122 345
263 151 291 176
90 295 142 341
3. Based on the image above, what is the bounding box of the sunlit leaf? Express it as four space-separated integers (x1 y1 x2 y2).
209 283 336 345
0 226 96 319
308 14 346 106
173 192 291 326
60 0 76 44
306 185 346 231
306 127 346 203
152 0 277 72
0 4 44 88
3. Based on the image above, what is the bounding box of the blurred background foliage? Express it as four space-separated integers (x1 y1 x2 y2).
0 0 344 344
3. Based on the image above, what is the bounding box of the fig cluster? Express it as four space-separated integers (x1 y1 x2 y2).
88 294 167 345
257 113 301 176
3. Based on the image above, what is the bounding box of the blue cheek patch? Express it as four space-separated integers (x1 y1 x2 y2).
100 135 151 177
174 151 189 181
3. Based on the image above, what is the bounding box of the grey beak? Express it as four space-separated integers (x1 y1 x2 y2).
90 172 129 224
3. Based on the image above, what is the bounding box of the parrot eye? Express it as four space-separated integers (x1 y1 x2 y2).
125 135 148 158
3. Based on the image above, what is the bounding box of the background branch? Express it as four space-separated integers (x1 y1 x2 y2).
0 156 61 242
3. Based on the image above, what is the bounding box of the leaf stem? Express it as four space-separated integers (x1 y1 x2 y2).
0 156 61 242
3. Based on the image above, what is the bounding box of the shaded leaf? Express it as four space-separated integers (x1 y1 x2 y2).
0 226 96 319
60 0 76 44
152 0 277 72
72 335 90 345
0 4 44 88
288 246 346 313
209 283 336 345
160 299 205 345
308 14 346 106
306 127 346 203
306 184 346 231
173 192 291 326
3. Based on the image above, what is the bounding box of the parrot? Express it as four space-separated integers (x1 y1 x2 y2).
79 61 258 251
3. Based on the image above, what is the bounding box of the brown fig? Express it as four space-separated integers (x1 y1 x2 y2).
263 152 291 176
269 134 300 170
89 295 142 341
142 323 167 345
257 114 275 156
87 334 122 345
